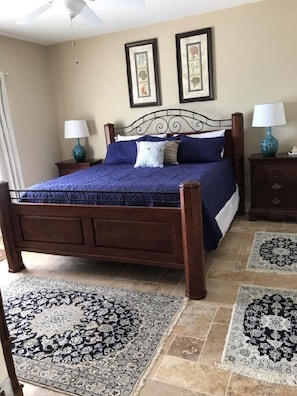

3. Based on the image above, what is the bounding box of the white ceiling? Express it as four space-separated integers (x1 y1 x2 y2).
0 0 262 46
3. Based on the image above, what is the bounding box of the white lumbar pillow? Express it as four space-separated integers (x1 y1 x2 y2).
116 134 143 141
186 129 225 138
134 141 167 168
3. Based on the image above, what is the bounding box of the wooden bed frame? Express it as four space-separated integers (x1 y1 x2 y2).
0 109 244 300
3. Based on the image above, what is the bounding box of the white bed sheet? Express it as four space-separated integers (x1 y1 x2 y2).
215 185 239 240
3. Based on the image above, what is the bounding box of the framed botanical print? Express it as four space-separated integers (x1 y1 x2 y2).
125 38 161 108
176 28 214 103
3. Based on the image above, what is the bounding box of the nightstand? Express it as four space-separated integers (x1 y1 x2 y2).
248 153 297 221
55 158 102 176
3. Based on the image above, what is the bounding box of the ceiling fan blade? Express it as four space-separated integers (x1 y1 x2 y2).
79 4 103 27
16 2 54 25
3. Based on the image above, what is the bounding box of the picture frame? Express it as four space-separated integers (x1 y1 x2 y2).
125 38 161 108
175 28 214 103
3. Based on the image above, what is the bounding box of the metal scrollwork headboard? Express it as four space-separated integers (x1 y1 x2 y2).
113 108 231 136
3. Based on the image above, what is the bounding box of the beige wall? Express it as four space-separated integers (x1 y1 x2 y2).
0 36 60 186
1 0 297 202
47 0 297 202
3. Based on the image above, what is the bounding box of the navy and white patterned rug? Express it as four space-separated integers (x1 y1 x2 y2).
247 232 297 273
2 276 186 396
220 284 297 386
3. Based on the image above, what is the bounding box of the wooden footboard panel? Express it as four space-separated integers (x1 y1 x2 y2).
11 204 184 267
0 181 206 300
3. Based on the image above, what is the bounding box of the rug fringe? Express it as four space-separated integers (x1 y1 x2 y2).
132 296 189 395
217 363 297 387
245 267 297 274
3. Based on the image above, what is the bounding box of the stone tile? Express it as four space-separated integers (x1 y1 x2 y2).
173 300 217 338
117 265 164 282
204 279 241 307
207 259 254 282
206 247 239 261
22 382 66 395
139 379 204 396
157 269 184 285
128 280 177 295
168 335 204 361
199 323 229 365
172 280 188 297
283 222 297 232
253 273 297 290
154 356 230 395
227 373 297 395
213 307 232 325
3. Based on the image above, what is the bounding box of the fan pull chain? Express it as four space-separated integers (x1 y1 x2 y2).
70 17 79 65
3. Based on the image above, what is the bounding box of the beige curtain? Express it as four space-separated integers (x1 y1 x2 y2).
0 72 24 190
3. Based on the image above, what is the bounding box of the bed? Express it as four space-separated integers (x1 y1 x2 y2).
0 109 244 300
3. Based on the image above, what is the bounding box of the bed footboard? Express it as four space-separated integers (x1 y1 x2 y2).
0 181 206 300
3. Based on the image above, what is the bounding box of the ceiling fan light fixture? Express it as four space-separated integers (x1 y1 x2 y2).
15 0 144 29
64 0 85 18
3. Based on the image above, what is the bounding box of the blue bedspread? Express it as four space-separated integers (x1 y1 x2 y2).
21 160 236 250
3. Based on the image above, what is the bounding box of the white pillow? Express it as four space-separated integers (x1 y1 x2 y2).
116 135 143 141
134 141 167 168
186 129 225 138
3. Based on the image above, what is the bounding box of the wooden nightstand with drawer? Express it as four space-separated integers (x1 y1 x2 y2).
248 153 297 221
55 158 102 176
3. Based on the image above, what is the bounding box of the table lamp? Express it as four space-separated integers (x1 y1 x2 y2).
64 120 90 162
252 102 286 157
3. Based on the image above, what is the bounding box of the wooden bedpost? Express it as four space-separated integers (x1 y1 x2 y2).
104 123 115 145
231 112 245 215
179 181 207 300
0 182 25 272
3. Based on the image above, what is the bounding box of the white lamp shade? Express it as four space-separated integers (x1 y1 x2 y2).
252 102 286 127
64 120 90 139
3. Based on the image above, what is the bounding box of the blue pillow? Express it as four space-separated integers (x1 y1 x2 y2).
145 135 180 142
104 140 139 164
178 136 225 163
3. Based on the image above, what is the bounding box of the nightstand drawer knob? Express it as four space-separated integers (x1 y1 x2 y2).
272 198 281 205
272 182 282 190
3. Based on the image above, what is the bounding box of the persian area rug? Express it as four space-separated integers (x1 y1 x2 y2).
247 231 297 273
2 276 186 396
220 284 297 386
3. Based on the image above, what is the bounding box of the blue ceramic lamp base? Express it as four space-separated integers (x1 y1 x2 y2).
261 127 279 157
72 138 86 162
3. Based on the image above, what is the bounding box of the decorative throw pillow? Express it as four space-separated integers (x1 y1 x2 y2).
104 141 137 164
134 141 167 168
178 136 225 163
164 141 180 165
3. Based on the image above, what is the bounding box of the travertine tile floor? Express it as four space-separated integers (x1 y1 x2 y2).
1 215 297 395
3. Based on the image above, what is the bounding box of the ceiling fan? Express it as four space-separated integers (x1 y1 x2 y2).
17 0 144 27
